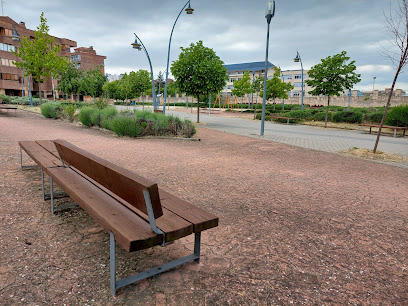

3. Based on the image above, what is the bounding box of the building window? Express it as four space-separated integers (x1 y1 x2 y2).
292 91 300 97
71 54 81 61
1 73 19 81
282 74 292 80
295 74 307 79
227 85 233 89
294 82 302 88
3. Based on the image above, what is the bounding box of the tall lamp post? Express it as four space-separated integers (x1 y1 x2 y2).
260 0 275 136
163 0 194 115
12 26 33 107
131 33 157 111
293 51 304 110
372 76 376 93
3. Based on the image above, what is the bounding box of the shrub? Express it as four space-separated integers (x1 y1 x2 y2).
62 104 76 122
333 110 364 123
286 109 314 120
0 94 11 103
313 111 333 121
78 106 95 127
100 107 118 129
385 104 408 127
181 119 196 138
90 109 102 126
365 112 385 124
111 115 141 137
41 102 60 119
94 97 108 110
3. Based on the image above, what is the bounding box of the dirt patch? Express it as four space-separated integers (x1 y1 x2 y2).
339 148 408 163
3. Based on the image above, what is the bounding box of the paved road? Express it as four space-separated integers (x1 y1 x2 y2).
117 105 408 159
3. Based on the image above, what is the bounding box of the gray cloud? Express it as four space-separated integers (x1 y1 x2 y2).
7 0 408 91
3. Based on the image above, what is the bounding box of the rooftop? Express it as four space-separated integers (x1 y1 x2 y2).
224 61 274 73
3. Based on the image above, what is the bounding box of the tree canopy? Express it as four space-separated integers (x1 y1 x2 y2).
12 12 67 102
306 51 361 127
260 67 294 102
171 40 227 122
232 70 251 99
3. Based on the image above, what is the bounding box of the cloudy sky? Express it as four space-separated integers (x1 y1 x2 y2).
7 0 407 91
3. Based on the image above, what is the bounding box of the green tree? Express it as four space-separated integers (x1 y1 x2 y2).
56 61 80 100
260 68 294 107
306 51 361 127
166 82 177 97
171 40 227 122
232 70 251 104
132 69 151 98
12 12 67 103
251 76 264 106
156 71 165 95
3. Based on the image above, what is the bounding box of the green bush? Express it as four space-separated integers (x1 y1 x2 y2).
62 104 76 122
333 110 364 123
385 104 408 127
365 112 385 124
286 109 314 120
313 111 333 122
100 107 118 129
78 106 95 127
90 109 102 126
181 119 196 138
0 94 11 103
111 115 141 137
41 102 61 119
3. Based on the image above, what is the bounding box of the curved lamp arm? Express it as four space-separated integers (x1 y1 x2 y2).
134 33 157 109
163 0 192 114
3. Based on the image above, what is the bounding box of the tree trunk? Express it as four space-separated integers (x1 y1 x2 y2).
38 82 42 103
325 96 330 128
373 69 400 153
196 96 200 123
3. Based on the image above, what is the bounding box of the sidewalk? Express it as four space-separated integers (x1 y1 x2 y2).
119 105 408 163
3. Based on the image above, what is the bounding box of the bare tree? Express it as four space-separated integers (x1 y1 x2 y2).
374 0 408 152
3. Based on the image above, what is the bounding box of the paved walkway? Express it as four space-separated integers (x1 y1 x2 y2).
118 105 408 159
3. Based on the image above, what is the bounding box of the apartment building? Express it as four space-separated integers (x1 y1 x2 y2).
0 16 106 98
71 46 106 75
280 69 313 97
224 61 275 96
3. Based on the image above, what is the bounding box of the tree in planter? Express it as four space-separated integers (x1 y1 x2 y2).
12 12 66 103
251 76 264 111
56 61 80 101
306 51 361 128
171 41 227 123
232 70 251 106
156 71 165 95
259 67 293 110
374 0 408 152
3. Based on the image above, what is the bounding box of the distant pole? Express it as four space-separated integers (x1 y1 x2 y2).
209 93 211 115
21 68 24 97
372 76 376 93
261 0 275 136
51 74 55 101
348 89 351 109
27 76 33 107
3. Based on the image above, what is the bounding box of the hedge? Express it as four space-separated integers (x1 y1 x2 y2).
385 104 408 127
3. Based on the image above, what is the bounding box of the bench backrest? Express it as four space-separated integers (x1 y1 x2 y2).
54 139 163 219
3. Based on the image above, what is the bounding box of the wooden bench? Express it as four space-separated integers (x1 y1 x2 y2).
271 116 298 125
359 124 406 138
19 140 218 295
0 105 17 115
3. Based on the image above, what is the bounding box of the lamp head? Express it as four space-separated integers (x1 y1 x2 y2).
265 0 275 19
131 38 142 50
185 1 194 14
293 52 300 63
11 26 20 42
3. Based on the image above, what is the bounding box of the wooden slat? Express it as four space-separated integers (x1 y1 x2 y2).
54 139 164 219
36 140 60 158
47 167 162 252
19 141 62 171
159 190 219 233
70 166 194 243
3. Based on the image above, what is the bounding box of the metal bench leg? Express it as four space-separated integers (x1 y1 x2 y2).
361 126 363 134
20 146 39 171
287 118 289 125
49 176 78 214
394 129 397 138
41 168 46 201
110 232 117 296
110 231 202 296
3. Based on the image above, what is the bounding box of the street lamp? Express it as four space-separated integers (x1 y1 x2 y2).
260 0 275 136
163 0 194 115
372 76 376 93
294 51 304 110
11 26 33 107
131 33 158 110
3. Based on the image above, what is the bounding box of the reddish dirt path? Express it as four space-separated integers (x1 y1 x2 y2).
1 110 407 304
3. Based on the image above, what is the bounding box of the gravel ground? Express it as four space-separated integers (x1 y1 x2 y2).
1 109 408 305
